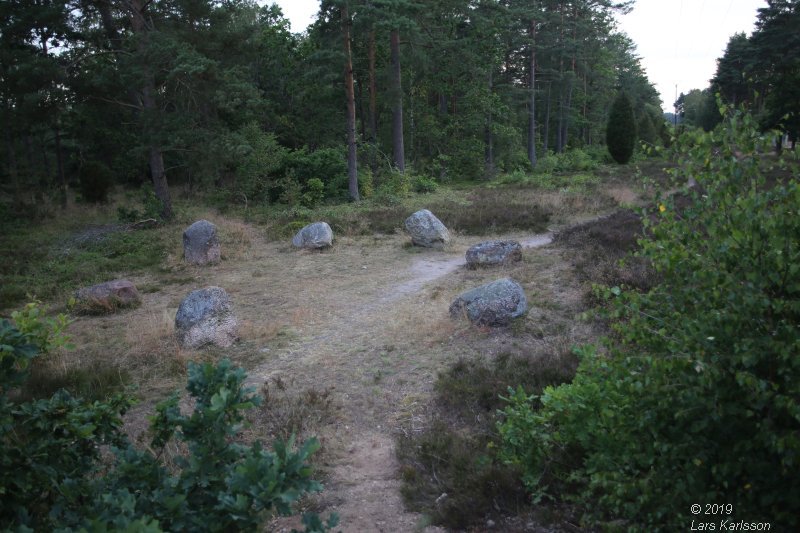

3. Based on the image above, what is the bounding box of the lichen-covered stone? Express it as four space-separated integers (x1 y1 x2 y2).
449 278 527 326
292 222 333 249
175 286 238 348
465 240 522 269
74 279 140 313
183 220 220 265
404 209 450 248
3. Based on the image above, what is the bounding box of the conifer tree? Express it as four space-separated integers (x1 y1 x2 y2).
606 91 635 164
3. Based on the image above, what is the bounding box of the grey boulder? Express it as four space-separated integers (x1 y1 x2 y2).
75 279 141 313
292 221 333 249
404 209 450 248
183 220 221 265
175 286 238 348
449 278 527 326
466 240 522 269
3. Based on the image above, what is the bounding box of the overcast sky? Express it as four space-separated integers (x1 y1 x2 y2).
269 0 766 111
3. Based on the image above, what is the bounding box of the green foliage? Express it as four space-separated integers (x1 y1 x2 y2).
534 148 600 174
0 219 170 309
78 161 114 204
0 321 334 531
412 174 439 193
500 108 800 530
376 168 411 197
606 92 637 164
10 300 73 353
398 353 577 529
301 178 326 208
117 187 163 223
228 123 288 204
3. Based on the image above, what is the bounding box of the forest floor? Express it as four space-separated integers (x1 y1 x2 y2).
9 163 665 532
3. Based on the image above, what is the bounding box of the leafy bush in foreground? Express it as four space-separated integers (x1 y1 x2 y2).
0 318 335 532
500 108 800 530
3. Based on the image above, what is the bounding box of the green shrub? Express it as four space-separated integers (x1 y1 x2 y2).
500 107 800 530
10 300 73 353
78 161 114 203
376 168 411 197
0 320 335 532
117 186 163 222
606 92 636 164
412 174 438 193
301 178 326 208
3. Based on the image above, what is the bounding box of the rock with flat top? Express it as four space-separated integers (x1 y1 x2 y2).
466 240 522 269
404 209 450 248
175 286 238 348
449 278 527 326
75 279 140 313
292 222 333 249
183 220 220 265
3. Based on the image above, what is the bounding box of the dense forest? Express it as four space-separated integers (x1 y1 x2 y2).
1 0 667 218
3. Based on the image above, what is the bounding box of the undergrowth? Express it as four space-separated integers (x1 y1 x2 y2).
396 350 578 530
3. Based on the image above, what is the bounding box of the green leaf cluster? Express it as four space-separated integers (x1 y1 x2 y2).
500 107 800 530
0 320 335 532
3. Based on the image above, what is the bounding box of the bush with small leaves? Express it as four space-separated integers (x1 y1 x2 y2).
0 319 335 532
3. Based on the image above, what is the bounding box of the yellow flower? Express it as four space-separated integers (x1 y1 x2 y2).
659 204 666 213
745 483 752 490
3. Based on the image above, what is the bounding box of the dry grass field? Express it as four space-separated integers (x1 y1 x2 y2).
2 164 664 531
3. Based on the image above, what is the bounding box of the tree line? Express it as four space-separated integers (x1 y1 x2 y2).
1 0 663 219
674 0 799 147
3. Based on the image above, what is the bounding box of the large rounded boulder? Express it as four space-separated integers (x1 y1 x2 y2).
465 240 522 269
183 220 220 265
74 279 141 313
175 286 238 348
292 221 333 249
449 278 527 326
404 209 450 248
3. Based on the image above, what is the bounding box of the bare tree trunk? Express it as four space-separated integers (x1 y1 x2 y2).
368 28 378 174
54 126 67 207
390 29 405 173
544 82 551 153
527 19 537 168
343 4 359 200
129 0 173 219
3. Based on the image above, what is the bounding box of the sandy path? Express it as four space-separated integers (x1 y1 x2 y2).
247 233 555 532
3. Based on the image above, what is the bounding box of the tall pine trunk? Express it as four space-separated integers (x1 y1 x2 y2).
543 82 551 153
485 70 495 178
368 28 378 174
527 19 537 168
390 29 405 173
129 0 172 219
343 4 359 200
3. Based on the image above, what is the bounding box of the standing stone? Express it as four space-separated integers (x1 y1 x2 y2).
449 278 527 326
404 209 451 248
74 279 141 313
292 221 333 249
465 240 522 269
183 220 220 265
175 287 238 348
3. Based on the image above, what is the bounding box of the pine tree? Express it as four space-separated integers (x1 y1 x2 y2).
606 91 635 164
